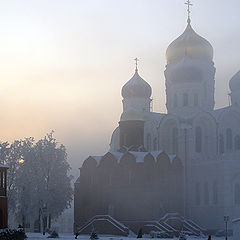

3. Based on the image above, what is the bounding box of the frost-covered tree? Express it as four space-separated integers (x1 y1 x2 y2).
32 132 73 228
0 132 73 228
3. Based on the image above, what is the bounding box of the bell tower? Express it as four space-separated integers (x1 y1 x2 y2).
165 3 215 116
119 60 152 149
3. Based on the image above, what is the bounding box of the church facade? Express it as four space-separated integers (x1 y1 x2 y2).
75 15 240 232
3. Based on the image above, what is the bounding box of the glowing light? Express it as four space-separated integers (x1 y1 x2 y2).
18 159 25 164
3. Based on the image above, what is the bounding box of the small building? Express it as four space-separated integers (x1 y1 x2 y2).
0 164 8 229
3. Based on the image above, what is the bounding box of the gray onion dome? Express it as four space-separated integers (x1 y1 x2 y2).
122 70 152 98
229 71 240 92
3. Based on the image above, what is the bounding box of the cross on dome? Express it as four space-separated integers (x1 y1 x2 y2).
185 0 193 24
134 58 139 71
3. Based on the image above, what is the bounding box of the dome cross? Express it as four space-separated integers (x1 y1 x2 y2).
185 0 193 24
134 58 139 71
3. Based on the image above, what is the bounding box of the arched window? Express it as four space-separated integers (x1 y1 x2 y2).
194 93 199 106
174 94 178 108
204 82 207 98
195 127 202 153
219 134 224 154
128 170 132 185
234 183 240 205
226 128 233 151
234 135 240 151
183 93 188 106
109 175 112 186
195 182 200 206
108 204 114 216
153 138 158 151
146 134 151 151
204 182 209 205
213 181 218 204
172 127 178 154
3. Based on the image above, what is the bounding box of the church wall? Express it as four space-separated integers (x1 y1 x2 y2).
189 160 225 230
74 152 184 230
221 159 240 230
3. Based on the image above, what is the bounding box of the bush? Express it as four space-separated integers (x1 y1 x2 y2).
47 230 59 238
0 228 27 240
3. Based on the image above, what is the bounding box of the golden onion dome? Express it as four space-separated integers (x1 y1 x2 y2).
166 23 213 64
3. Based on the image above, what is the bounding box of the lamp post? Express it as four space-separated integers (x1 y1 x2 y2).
224 216 229 240
180 122 192 219
42 206 47 235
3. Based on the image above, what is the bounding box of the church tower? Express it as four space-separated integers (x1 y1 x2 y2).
119 61 152 148
164 5 215 116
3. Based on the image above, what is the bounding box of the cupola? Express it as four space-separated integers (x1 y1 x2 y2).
166 23 213 64
121 69 152 99
121 60 152 113
229 71 240 92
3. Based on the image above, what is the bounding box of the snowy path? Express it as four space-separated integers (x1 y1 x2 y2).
26 233 232 240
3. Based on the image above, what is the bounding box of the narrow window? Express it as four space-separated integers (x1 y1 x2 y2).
146 134 151 151
213 181 218 204
226 128 233 151
194 94 199 106
235 183 240 205
234 135 240 150
195 127 202 153
219 134 224 154
109 175 112 186
153 138 158 151
195 182 200 206
204 182 209 205
204 82 207 98
172 127 178 154
174 94 178 108
183 93 188 106
108 204 114 216
128 170 132 185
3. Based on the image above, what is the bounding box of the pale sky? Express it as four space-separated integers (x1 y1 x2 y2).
1 0 240 177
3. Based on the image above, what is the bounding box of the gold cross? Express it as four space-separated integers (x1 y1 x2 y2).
134 58 139 71
185 0 193 23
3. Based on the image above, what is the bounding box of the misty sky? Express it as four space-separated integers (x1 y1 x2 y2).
1 0 240 177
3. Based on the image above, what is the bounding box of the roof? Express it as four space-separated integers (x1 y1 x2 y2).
83 150 179 167
0 164 9 169
211 106 231 120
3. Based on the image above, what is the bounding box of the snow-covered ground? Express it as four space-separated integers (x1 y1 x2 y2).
26 232 232 240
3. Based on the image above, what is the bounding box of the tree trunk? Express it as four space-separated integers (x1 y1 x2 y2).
22 215 25 228
48 215 51 229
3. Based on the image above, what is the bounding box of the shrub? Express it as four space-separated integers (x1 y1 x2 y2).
0 228 27 240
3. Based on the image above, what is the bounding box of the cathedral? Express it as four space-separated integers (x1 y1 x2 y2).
74 5 240 235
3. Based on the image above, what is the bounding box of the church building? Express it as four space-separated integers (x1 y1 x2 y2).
74 3 240 234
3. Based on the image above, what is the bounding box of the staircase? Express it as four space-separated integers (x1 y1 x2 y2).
77 215 129 236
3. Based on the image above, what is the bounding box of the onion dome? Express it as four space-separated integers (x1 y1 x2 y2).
169 51 202 83
166 23 213 64
122 69 152 98
229 71 240 92
120 108 144 121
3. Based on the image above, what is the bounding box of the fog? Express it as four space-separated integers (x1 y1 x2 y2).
1 0 240 178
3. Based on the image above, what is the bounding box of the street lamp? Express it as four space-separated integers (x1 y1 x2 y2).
224 216 229 240
180 122 192 219
42 206 48 235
